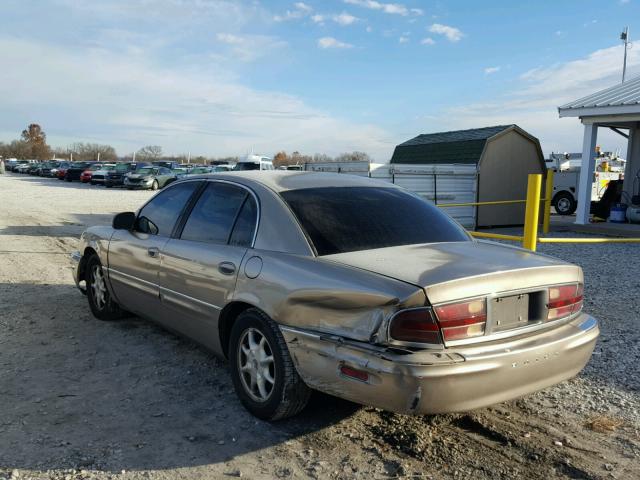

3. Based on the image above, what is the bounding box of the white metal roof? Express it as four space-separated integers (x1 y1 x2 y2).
558 74 640 117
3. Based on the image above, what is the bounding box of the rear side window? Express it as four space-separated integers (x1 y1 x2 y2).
136 182 200 236
229 196 258 247
181 183 248 244
281 186 470 256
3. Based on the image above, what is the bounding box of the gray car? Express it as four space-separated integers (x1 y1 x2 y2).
71 172 598 420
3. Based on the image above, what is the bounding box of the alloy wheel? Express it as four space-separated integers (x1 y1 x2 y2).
238 328 276 402
91 264 107 310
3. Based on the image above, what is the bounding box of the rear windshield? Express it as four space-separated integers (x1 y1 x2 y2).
281 186 470 256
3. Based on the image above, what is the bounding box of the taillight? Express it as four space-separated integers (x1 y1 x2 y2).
434 299 487 341
389 308 441 344
547 283 583 321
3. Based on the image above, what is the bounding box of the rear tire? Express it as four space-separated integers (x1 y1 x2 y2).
553 191 577 216
229 309 311 421
85 254 126 321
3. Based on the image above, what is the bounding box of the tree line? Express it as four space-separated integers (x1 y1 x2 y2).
1 123 373 166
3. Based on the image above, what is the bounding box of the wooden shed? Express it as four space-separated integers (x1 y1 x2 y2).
390 125 546 228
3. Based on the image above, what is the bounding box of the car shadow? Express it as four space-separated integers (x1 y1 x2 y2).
0 282 360 473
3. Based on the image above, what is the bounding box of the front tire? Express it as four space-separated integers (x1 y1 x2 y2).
85 254 126 321
151 180 159 191
553 191 577 215
229 309 311 421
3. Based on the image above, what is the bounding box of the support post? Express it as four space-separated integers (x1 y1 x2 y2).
523 174 542 251
543 169 554 234
575 123 598 225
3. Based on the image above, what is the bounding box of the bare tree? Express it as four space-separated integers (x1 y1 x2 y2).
137 145 163 161
67 143 118 162
334 151 371 163
0 140 30 159
312 153 333 163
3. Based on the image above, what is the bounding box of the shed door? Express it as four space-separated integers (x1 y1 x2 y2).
477 131 543 228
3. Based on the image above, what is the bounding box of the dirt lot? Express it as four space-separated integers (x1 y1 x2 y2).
1 173 639 480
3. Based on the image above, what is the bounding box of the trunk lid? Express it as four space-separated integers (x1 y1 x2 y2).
322 241 582 305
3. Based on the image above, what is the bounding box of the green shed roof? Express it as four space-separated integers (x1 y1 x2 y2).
390 125 516 164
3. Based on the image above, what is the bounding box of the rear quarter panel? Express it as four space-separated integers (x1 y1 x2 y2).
233 250 426 342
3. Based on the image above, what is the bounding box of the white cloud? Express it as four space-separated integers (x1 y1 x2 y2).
318 36 354 49
0 36 393 158
333 12 359 25
398 36 409 43
274 2 313 21
433 45 640 155
311 14 325 24
215 33 287 62
484 66 500 75
366 25 373 32
420 37 435 45
344 0 422 16
428 23 464 42
294 2 313 12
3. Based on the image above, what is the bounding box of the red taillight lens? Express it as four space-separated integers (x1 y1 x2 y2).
389 308 441 344
435 299 487 341
547 283 583 321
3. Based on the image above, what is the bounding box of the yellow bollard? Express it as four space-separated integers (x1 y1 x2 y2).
543 169 554 234
523 174 542 251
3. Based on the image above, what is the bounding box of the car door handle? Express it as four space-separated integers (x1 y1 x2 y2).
218 262 236 275
147 247 159 258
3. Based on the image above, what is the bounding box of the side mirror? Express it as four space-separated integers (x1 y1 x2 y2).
113 212 136 230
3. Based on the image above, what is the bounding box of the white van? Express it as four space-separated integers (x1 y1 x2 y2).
233 154 274 171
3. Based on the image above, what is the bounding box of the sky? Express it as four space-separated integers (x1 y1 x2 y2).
0 0 639 160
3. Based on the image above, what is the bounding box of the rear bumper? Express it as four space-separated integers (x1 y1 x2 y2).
282 313 599 415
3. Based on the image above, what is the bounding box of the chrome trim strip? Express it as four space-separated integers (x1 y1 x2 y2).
107 267 222 310
159 286 222 311
106 267 157 288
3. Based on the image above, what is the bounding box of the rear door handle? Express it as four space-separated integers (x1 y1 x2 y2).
218 262 236 275
147 247 159 258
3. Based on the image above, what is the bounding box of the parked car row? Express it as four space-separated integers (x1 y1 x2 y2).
9 160 233 191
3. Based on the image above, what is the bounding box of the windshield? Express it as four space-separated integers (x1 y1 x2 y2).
114 163 131 171
233 162 260 171
281 186 470 256
136 167 156 175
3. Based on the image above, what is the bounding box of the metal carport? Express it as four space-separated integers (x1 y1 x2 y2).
558 75 640 224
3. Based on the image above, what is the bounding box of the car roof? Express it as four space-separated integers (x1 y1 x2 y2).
181 171 396 193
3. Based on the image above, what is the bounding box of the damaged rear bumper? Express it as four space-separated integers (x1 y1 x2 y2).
281 313 599 415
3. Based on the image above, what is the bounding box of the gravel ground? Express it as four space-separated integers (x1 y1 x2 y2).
1 173 639 480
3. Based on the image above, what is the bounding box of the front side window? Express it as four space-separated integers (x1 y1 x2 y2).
281 186 470 256
136 182 200 236
181 183 249 244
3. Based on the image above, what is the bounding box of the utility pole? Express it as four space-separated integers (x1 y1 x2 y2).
621 26 630 83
